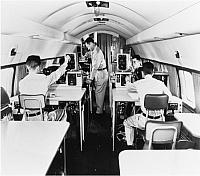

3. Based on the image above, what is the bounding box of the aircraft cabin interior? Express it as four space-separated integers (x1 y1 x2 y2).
1 0 200 175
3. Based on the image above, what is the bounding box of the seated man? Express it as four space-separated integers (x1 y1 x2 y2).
19 55 70 120
124 62 172 146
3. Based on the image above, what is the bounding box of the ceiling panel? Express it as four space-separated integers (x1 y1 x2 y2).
2 0 200 40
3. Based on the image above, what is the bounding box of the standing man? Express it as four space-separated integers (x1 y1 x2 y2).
124 62 172 147
85 37 108 117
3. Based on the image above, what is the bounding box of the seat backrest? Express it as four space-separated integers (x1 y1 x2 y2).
144 94 169 111
149 126 177 149
1 87 10 109
145 120 183 142
1 87 12 119
19 94 45 110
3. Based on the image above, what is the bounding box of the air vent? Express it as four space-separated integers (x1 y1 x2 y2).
86 1 109 8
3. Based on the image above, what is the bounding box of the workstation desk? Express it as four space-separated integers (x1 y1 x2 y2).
10 85 87 151
112 88 139 151
1 121 70 175
111 88 182 151
174 113 200 149
47 85 86 151
119 150 200 176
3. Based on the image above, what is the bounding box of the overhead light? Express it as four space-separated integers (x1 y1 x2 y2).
98 22 106 25
60 40 70 43
153 37 163 41
86 1 109 8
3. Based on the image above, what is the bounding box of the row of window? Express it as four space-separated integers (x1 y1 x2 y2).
0 66 196 109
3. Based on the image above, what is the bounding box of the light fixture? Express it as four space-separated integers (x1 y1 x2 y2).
93 17 109 22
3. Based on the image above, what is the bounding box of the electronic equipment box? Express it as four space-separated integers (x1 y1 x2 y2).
167 96 182 114
117 53 131 71
66 53 77 70
115 72 134 88
66 71 82 87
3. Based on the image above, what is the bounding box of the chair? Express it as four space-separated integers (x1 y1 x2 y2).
134 94 169 148
1 87 12 120
19 94 45 121
143 120 183 150
144 94 169 121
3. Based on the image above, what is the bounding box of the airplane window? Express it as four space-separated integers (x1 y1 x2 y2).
179 70 195 108
0 68 14 97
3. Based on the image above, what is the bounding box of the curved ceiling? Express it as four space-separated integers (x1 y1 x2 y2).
2 0 200 42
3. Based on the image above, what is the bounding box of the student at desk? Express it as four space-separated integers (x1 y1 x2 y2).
124 62 172 146
19 55 71 120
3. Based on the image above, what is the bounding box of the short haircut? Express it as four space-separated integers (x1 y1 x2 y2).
133 55 141 60
142 62 154 75
85 37 94 44
26 55 41 69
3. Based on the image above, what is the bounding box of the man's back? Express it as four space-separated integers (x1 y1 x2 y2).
132 75 172 114
19 73 49 95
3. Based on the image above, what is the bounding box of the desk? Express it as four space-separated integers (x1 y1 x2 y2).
174 113 200 149
112 88 139 151
1 121 69 175
119 150 200 176
112 88 182 151
47 86 86 151
174 113 200 138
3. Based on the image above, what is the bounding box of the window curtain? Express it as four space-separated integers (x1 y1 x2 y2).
192 72 200 113
14 65 27 95
151 62 180 96
165 65 180 97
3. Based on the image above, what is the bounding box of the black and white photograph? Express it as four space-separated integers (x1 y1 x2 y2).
1 0 200 175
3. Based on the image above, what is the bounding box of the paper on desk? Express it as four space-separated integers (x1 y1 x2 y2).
128 93 139 100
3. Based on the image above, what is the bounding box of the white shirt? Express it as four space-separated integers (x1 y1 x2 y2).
19 63 68 95
126 74 172 115
90 46 107 80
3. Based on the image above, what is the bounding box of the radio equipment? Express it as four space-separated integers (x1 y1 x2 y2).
117 53 131 71
66 71 82 87
66 53 77 70
168 96 182 114
115 72 134 88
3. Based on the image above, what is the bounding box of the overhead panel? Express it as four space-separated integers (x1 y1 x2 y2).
76 25 130 39
70 19 133 39
3 0 200 41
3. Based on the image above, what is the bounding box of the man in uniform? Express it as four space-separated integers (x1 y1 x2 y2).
85 37 108 117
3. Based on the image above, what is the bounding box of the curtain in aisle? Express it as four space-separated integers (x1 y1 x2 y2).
97 33 112 74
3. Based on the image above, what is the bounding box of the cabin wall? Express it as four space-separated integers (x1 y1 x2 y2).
144 58 200 113
1 34 77 66
1 34 78 96
132 34 200 72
